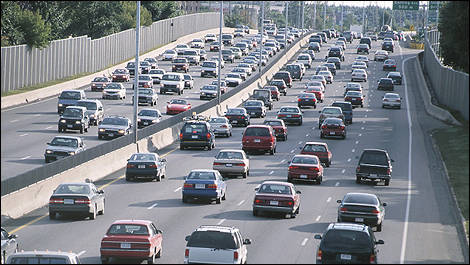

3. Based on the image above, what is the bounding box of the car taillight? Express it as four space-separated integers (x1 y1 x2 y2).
75 198 91 204
235 163 245 166
127 164 135 168
310 167 320 172
278 114 286 117
321 125 327 129
384 99 389 101
49 198 64 204
185 249 189 258
340 126 345 130
213 162 223 166
345 97 351 100
206 133 211 139
287 201 293 206
234 251 239 260
317 250 322 260
293 114 300 117
370 254 376 263
288 166 299 170
179 133 183 140
356 166 361 173
371 209 380 214
207 184 217 189
183 183 193 188
387 168 391 175
298 98 302 102
149 164 158 168
340 207 348 212
254 199 262 204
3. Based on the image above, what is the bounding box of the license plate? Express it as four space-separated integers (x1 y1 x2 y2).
108 133 114 137
300 175 308 179
64 199 74 205
369 174 377 177
144 122 148 125
287 115 292 117
330 132 335 135
192 135 198 139
270 201 279 206
254 139 261 143
67 124 73 128
355 218 364 222
195 184 205 189
226 164 232 167
340 254 352 260
251 112 256 115
232 120 238 123
138 165 145 169
121 243 131 249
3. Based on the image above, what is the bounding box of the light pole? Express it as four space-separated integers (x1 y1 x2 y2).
133 1 140 143
323 1 326 30
362 1 365 34
313 1 317 30
341 3 344 32
259 1 264 74
217 1 223 105
285 1 288 50
301 1 304 35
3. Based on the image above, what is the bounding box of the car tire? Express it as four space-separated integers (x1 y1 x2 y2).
85 126 88 132
216 197 221 204
384 179 390 186
101 257 109 264
49 211 56 219
148 252 156 264
89 205 97 220
58 127 62 133
156 248 162 258
80 126 84 134
320 132 324 138
376 222 382 232
356 176 361 184
252 209 258 216
222 191 226 200
326 160 330 167
156 173 161 182
299 119 303 126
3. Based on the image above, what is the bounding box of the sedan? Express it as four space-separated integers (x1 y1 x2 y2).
300 142 332 167
48 181 105 220
98 116 132 139
387 71 402 85
326 56 341 69
269 79 288 96
263 119 288 141
225 73 243 87
166 99 191 115
351 69 368 82
277 106 303 125
91 76 111 92
1 227 18 264
287 154 324 184
213 149 250 178
374 50 389 61
266 85 280 101
383 59 397 71
377 78 394 91
355 55 369 67
209 116 232 137
252 181 301 218
183 74 194 89
211 80 228 94
298 92 318 108
199 85 218 100
182 169 227 204
149 69 165 84
344 91 365 108
102 83 126 100
225 108 250 127
318 70 333 84
162 49 177 61
382 93 402 109
344 82 363 96
320 117 347 139
337 192 387 231
137 109 162 128
111 69 130 82
305 86 324 103
125 153 167 182
318 106 344 129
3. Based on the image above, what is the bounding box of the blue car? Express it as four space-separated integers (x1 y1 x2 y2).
182 169 227 204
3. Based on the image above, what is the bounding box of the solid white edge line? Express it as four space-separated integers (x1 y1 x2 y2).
20 155 31 160
147 203 158 210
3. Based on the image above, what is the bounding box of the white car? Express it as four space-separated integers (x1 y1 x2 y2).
137 108 162 128
205 33 217 42
351 61 368 72
355 55 369 66
210 56 225 68
382 93 402 109
160 72 185 95
184 225 251 264
296 53 312 69
191 38 205 49
237 63 253 76
351 69 368 82
175 44 189 55
148 68 166 84
374 50 389 61
335 40 346 50
230 47 243 59
225 73 243 87
102 83 126 100
318 70 333 84
309 75 327 87
234 29 246 37
162 49 177 61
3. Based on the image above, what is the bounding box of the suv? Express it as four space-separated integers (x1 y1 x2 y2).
328 47 345 61
382 41 394 52
6 251 81 264
285 64 303 81
76 99 104 125
58 106 89 133
269 79 288 96
357 44 370 54
98 116 132 139
184 225 251 264
359 37 372 49
242 125 277 155
356 149 394 186
273 71 293 88
314 223 384 264
180 116 215 150
160 72 185 95
57 90 87 114
251 89 273 110
331 101 353 125
135 88 158 106
343 31 353 43
201 61 219 78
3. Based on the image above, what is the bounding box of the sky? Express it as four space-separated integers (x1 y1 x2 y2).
326 1 394 9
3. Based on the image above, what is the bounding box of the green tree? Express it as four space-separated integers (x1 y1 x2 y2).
17 9 51 48
119 1 153 30
438 1 469 73
142 1 182 22
1 1 24 46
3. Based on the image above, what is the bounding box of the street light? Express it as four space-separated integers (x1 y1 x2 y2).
259 1 264 75
133 1 141 143
217 1 223 105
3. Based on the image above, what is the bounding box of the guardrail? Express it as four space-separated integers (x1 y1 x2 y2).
1 31 313 196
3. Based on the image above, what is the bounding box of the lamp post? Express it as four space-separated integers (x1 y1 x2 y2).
259 1 264 74
217 1 223 105
313 1 317 30
133 1 140 143
285 1 288 50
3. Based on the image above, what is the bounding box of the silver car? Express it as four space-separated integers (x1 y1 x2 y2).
1 227 18 264
209 117 232 137
318 107 344 129
382 93 402 109
213 149 250 178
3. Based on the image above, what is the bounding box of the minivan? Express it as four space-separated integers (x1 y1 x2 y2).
242 125 276 155
331 101 353 125
285 64 303 81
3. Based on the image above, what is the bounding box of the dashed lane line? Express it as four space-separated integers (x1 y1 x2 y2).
301 238 309 246
174 187 182 192
217 219 226 225
237 200 245 206
147 203 158 210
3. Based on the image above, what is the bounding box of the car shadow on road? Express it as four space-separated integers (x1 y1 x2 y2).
289 222 330 234
15 111 57 115
31 121 57 125
204 210 292 221
6 158 44 165
129 198 215 208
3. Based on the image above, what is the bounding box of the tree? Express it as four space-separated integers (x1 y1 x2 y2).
17 9 51 48
118 1 153 30
1 1 24 46
438 1 469 73
142 1 182 22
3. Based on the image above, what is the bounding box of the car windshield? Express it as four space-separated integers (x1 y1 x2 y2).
203 62 217 68
138 109 159 117
222 50 232 55
62 108 82 117
50 137 79 147
325 118 342 125
319 71 330 76
227 109 244 115
384 94 400 99
202 85 217 91
76 101 97 110
353 69 366 74
105 83 122 90
187 231 237 249
264 120 282 126
138 89 153 95
244 127 270 136
129 153 156 161
292 156 318 164
174 59 186 63
151 69 165 75
140 61 150 66
244 101 262 107
139 76 151 81
286 65 299 70
176 44 188 48
170 99 187 105
322 230 372 250
280 107 299 113
93 77 108 82
145 58 156 63
347 83 361 89
303 144 326 152
187 171 216 180
360 151 389 165
258 184 292 195
59 91 81 100
346 91 361 97
344 194 378 205
114 69 127 74
323 108 341 114
217 151 243 159
380 79 393 84
298 55 310 60
101 118 128 126
184 50 197 55
164 50 176 54
108 224 149 235
55 184 89 195
210 118 227 124
227 74 240 78
163 74 181 81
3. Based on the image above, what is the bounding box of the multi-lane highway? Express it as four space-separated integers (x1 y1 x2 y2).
2 34 467 264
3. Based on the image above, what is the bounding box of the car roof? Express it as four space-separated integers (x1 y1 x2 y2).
195 225 238 233
190 169 219 174
304 141 328 147
322 106 342 111
112 219 153 226
345 192 379 199
8 251 79 257
328 222 369 232
292 154 320 159
387 71 401 75
218 149 245 153
52 135 82 140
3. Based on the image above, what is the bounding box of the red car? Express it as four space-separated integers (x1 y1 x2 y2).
305 86 324 103
263 119 288 141
252 181 301 218
112 68 130 82
91 76 111 92
300 142 332 167
100 220 163 264
320 117 346 139
242 125 277 155
265 85 280 101
166 99 191 115
288 154 324 184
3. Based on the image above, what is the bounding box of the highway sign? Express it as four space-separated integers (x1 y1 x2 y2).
393 1 419 11
429 1 441 10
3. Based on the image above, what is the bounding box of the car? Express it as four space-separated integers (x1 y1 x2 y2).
304 86 324 103
1 227 18 264
182 169 226 203
44 135 85 163
162 49 177 61
296 53 312 69
235 42 249 55
204 33 217 42
374 50 389 61
76 99 104 126
263 119 288 141
237 63 253 76
365 32 378 41
212 149 250 178
125 153 167 182
175 43 190 55
148 68 166 84
6 251 81 264
273 71 293 88
309 75 327 88
327 46 345 61
277 106 303 125
251 89 273 110
308 42 320 52
231 47 243 59
242 125 276 155
98 116 132 139
139 61 151 74
266 85 280 101
355 55 369 67
332 101 353 125
314 223 385 264
191 38 205 49
318 106 344 129
184 225 251 264
298 92 318 109
201 60 219 78
351 69 368 82
102 83 126 100
172 57 189 73
285 64 303 81
144 57 158 69
320 117 347 139
315 65 329 75
199 49 207 61
351 61 368 72
133 88 158 106
243 100 266 118
382 93 402 109
210 41 223 52
300 142 332 167
132 74 153 89
234 28 246 37
383 59 397 71
166 98 191 115
58 106 90 133
377 77 394 91
382 41 394 52
57 89 87 114
323 63 337 75
359 37 372 48
100 220 163 264
387 71 402 85
337 192 387 232
357 43 370 54
225 108 250 127
111 68 130 82
125 61 140 76
180 116 215 150
269 79 288 96
222 34 234 46
231 68 248 81
305 49 316 61
199 84 218 100
208 117 232 138
343 82 363 96
318 70 333 84
183 49 200 65
335 40 346 51
345 91 365 108
309 34 323 46
287 154 324 184
356 149 394 186
48 180 105 220
137 108 162 128
160 72 185 95
221 49 235 63
91 76 111 92
252 181 301 218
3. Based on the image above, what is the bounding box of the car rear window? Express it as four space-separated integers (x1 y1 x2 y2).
322 230 372 250
129 153 156 161
292 156 318 164
187 171 216 180
210 118 227 123
258 184 292 195
303 144 327 153
108 224 149 235
380 79 393 84
184 124 207 134
360 151 389 165
9 257 69 264
244 127 270 137
344 194 378 205
59 91 81 100
264 120 282 126
187 231 237 249
217 152 243 159
253 90 270 98
54 184 89 195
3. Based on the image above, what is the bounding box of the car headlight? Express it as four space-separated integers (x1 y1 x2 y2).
68 151 75 155
58 104 63 107
118 129 125 134
99 128 105 132
89 114 95 118
60 119 66 123
75 121 81 124
152 119 158 123
137 118 141 122
46 150 53 154
176 84 180 88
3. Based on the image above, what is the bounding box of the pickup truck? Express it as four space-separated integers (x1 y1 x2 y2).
356 149 394 186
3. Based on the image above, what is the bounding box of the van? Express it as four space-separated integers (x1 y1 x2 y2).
285 64 303 81
6 251 81 264
251 89 273 110
331 101 353 125
242 125 276 155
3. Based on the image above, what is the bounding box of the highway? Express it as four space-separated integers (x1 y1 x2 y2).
2 36 467 264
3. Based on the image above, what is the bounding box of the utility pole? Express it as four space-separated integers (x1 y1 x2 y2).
133 1 140 143
313 1 317 30
285 1 288 49
301 1 304 35
323 1 326 30
362 1 365 33
217 1 223 105
259 1 264 74
382 6 385 27
341 3 344 32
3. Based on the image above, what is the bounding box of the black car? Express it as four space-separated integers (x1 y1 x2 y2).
323 63 337 76
285 64 303 81
327 47 345 61
58 106 90 134
337 193 387 232
179 117 215 150
251 89 273 110
125 153 167 182
383 59 397 71
377 78 394 91
277 106 303 125
359 37 372 48
356 149 394 186
269 79 288 96
387 71 402 85
98 116 132 139
331 101 353 125
225 108 250 127
382 41 394 52
273 71 293 88
297 93 317 109
314 223 384 264
326 57 341 69
243 100 266 118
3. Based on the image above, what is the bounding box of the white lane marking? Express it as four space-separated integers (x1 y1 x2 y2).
19 133 28 137
341 169 345 174
358 133 362 137
366 109 370 112
10 119 19 123
77 251 86 257
217 219 226 225
326 197 331 203
315 215 321 222
46 126 53 129
290 149 295 153
147 203 158 210
174 187 182 192
306 134 309 137
281 159 286 163
301 238 309 246
34 114 41 117
352 149 355 153
237 200 245 206
355 140 359 144
20 155 31 160
335 182 339 187
365 114 368 118
298 141 302 145
361 127 364 130
347 158 351 162
362 120 366 123
269 170 274 175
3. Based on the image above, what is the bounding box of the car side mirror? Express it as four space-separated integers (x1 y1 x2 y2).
98 190 104 194
337 199 342 203
161 158 167 163
296 190 301 194
99 107 103 111
254 187 259 191
157 229 163 234
9 234 18 239
391 159 395 163
318 110 321 113
127 159 130 161
382 202 387 206
376 239 384 245
243 238 252 245
46 142 51 145
314 234 322 240
185 235 191 241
